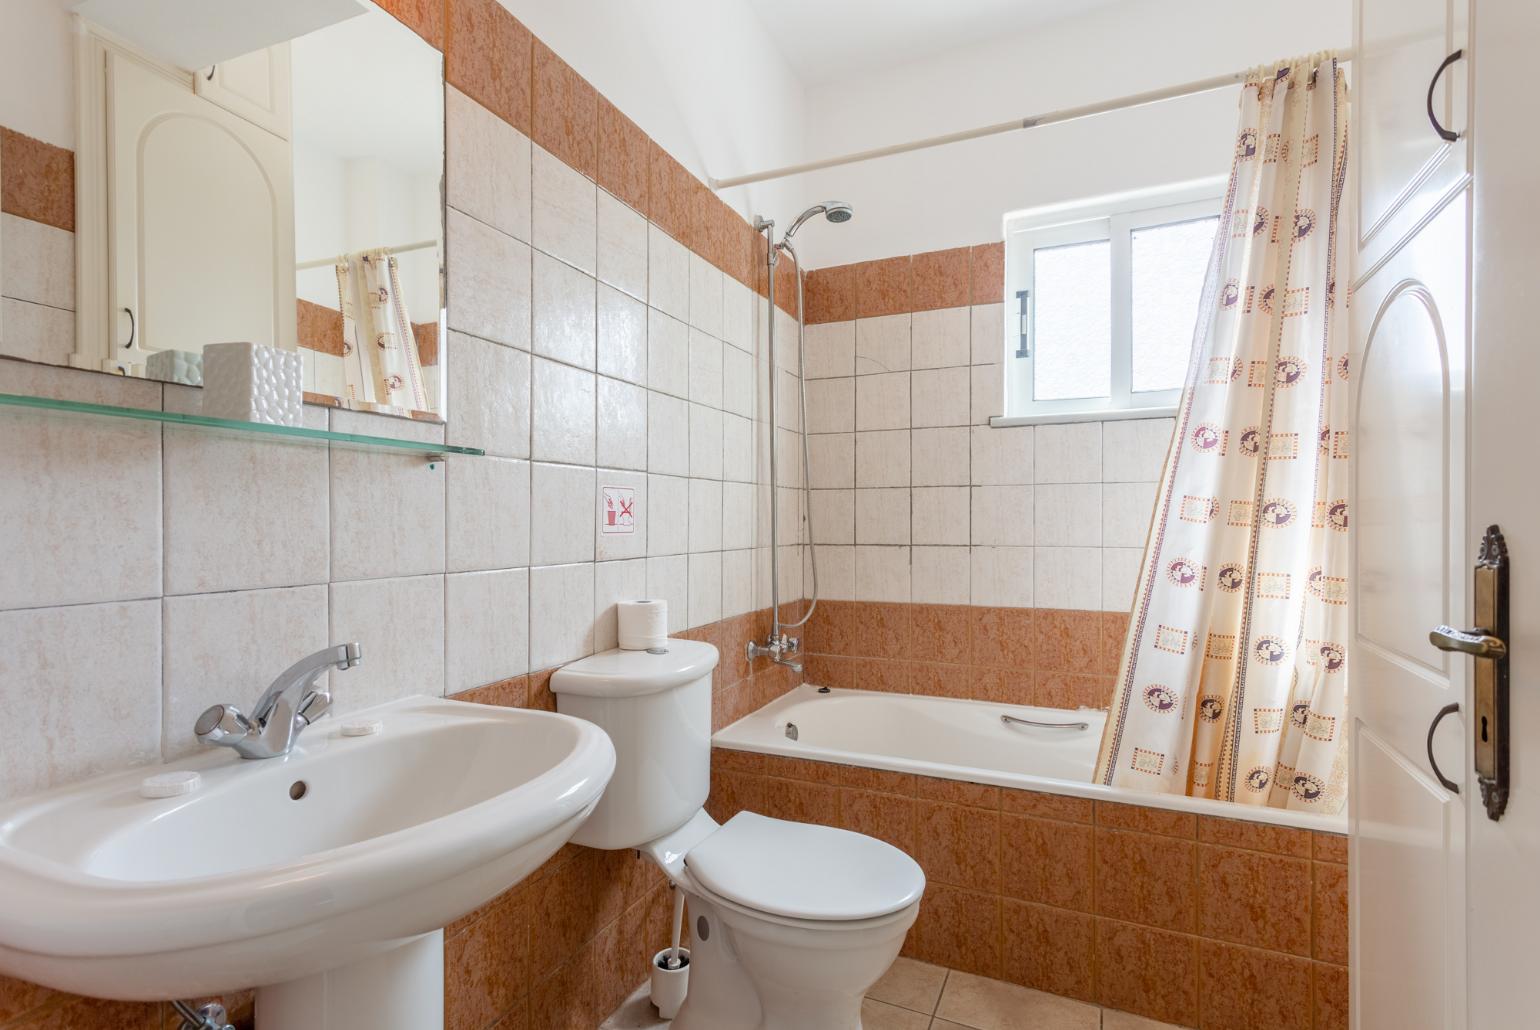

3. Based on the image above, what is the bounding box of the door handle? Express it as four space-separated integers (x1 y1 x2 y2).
1426 49 1463 143
1001 713 1089 732
1429 625 1507 659
1425 702 1461 794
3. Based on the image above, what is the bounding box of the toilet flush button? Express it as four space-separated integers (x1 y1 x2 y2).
341 719 383 737
139 771 202 799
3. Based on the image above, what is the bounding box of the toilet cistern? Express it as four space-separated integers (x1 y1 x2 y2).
195 642 362 759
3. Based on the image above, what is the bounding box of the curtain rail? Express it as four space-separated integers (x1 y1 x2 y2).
708 51 1355 190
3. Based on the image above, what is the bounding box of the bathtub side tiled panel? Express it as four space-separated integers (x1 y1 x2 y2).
706 750 1349 1030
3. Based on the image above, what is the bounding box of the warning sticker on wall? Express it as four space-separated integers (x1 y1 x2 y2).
601 485 635 534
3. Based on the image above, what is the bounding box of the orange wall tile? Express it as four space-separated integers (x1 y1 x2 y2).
595 98 649 217
532 40 598 180
856 256 913 318
376 0 445 49
910 246 971 311
446 0 533 135
804 264 859 324
970 241 1005 304
0 127 74 232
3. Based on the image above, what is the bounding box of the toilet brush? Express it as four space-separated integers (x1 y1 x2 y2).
650 885 690 1019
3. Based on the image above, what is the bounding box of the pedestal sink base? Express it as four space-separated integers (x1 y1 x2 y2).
256 930 443 1030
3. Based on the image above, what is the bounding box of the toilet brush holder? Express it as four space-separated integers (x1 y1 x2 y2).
650 948 690 1019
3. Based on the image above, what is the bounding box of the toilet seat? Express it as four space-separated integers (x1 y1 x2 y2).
684 812 924 922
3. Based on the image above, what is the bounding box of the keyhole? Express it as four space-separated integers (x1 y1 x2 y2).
1481 716 1490 744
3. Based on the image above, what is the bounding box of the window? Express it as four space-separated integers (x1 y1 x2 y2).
1002 185 1221 422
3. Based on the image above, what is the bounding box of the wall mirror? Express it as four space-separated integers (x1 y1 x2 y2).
70 0 446 420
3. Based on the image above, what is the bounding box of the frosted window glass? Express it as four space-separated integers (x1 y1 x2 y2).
1033 240 1110 401
1131 217 1217 393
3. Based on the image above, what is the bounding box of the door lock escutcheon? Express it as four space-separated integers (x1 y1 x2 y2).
1427 524 1510 820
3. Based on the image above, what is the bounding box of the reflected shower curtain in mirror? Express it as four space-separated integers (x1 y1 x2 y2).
334 249 430 412
1094 54 1350 813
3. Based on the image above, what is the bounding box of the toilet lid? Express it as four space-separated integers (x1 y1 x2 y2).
685 812 925 921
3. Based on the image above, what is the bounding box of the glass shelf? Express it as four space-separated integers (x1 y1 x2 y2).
0 392 484 458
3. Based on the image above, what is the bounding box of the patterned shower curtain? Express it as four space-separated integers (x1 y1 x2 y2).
334 248 431 413
1094 54 1350 813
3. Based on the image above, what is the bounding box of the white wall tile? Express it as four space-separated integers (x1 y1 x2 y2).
446 569 529 692
970 546 1032 607
0 297 74 365
912 546 970 604
647 474 689 556
647 308 689 398
648 226 689 321
911 307 970 370
593 558 647 650
911 366 970 428
912 427 969 487
970 303 1004 365
596 469 646 561
1035 483 1102 546
330 423 446 581
688 551 723 626
645 555 689 632
688 403 724 478
809 489 855 545
597 375 647 471
688 328 723 408
597 283 646 385
855 313 910 374
855 371 911 431
1102 547 1143 613
529 563 595 667
971 362 1004 424
855 545 910 602
856 487 910 545
445 330 530 457
0 406 160 610
446 456 530 573
1103 481 1159 548
446 209 530 349
912 487 970 545
647 392 690 476
723 413 754 481
722 549 753 617
1102 418 1175 482
688 253 723 338
688 477 723 552
161 586 328 759
446 87 530 242
532 252 596 369
811 544 855 601
596 190 646 301
804 320 855 380
1 212 74 309
0 600 161 801
856 429 910 487
806 377 855 434
328 574 446 711
1035 422 1102 483
971 425 1033 485
163 423 329 595
1034 546 1102 610
531 357 596 465
971 485 1033 546
808 432 855 489
531 462 596 565
723 345 754 418
531 145 596 274
722 279 754 353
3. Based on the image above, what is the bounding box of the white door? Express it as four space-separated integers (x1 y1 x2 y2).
107 49 295 372
195 43 293 139
1349 192 1468 1030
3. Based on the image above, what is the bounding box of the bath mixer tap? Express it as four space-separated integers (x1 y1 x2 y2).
196 643 362 759
747 633 803 674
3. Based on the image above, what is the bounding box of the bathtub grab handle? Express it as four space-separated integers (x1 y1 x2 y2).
1001 713 1089 732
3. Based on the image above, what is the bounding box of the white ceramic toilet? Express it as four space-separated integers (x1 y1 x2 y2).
551 640 925 1030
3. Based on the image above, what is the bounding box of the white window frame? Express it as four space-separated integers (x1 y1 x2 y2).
997 180 1224 426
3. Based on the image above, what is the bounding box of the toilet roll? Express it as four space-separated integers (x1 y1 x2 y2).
617 600 668 650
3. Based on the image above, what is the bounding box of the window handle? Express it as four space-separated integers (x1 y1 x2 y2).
1014 289 1030 358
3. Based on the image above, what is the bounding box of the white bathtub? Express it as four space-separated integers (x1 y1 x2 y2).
714 685 1346 833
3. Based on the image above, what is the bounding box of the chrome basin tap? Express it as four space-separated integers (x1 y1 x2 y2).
196 643 363 759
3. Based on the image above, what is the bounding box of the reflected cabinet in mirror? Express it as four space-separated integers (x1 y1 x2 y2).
68 0 446 420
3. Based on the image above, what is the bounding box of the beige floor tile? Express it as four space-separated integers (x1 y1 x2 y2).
600 981 669 1029
931 1021 977 1030
935 971 1100 1030
1101 1010 1190 1030
862 998 932 1029
867 956 949 1014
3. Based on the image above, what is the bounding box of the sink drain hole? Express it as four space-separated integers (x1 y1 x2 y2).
289 780 308 801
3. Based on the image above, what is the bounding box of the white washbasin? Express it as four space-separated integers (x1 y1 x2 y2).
0 695 615 1026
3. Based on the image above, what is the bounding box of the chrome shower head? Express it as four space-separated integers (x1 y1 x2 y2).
783 201 854 241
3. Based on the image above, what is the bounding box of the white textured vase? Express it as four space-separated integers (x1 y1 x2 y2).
201 342 303 426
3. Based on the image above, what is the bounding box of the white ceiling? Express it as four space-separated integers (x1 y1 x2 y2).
746 0 1130 86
